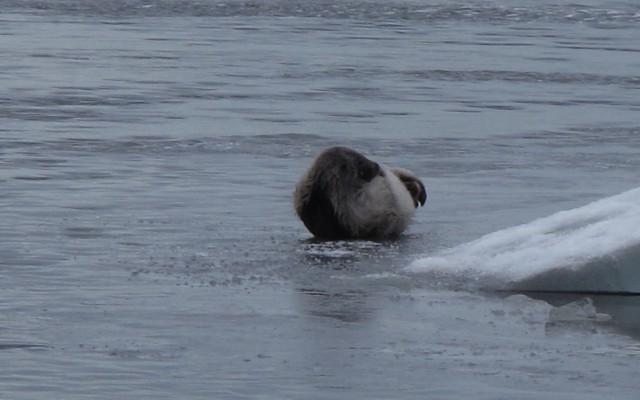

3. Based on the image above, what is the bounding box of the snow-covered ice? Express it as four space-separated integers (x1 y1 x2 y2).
408 188 640 293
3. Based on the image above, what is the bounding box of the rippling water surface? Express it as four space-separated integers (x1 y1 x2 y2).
2 1 640 399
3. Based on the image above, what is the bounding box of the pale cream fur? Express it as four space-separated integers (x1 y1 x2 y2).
343 165 416 238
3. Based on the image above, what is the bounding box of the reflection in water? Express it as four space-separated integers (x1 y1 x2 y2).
291 285 380 392
296 288 372 323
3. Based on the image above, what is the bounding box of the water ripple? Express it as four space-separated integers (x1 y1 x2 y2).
3 0 639 26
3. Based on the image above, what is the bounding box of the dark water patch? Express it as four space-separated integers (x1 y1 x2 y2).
297 288 373 323
321 111 377 120
318 86 391 101
30 52 91 61
1 91 153 123
104 346 185 361
281 67 387 81
0 343 50 350
402 69 640 88
19 90 151 108
515 98 640 110
116 53 181 61
248 115 305 123
460 102 524 111
64 226 110 239
522 126 640 147
0 107 106 122
554 43 640 53
12 175 52 181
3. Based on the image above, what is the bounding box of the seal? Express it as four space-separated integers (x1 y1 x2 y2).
293 146 426 240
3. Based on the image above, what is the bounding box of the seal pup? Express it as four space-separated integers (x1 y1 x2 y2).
293 146 426 240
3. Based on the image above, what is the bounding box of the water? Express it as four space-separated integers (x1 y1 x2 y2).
1 0 640 398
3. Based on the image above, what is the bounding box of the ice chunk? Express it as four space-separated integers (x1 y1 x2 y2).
549 298 611 322
407 187 640 293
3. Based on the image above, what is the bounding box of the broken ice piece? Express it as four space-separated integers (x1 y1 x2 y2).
549 297 612 322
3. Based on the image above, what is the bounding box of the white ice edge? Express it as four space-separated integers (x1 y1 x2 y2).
406 187 640 293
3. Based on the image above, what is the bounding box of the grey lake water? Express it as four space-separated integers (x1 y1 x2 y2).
2 0 640 398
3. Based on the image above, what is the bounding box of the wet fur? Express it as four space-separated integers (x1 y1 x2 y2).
293 146 426 240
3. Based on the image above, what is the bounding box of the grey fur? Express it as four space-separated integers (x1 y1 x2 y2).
293 146 426 240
